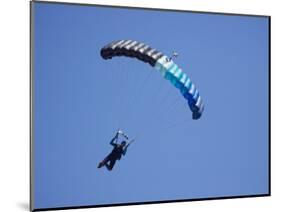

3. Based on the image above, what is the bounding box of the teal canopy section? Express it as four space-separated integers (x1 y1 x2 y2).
154 56 204 119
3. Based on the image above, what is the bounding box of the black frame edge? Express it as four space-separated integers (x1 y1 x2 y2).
268 16 271 196
32 194 270 212
30 1 34 211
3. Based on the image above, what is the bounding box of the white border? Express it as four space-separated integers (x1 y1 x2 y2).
0 0 280 212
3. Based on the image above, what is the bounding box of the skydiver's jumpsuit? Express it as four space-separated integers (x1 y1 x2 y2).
99 135 128 171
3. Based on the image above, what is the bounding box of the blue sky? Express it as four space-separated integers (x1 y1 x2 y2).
33 2 269 209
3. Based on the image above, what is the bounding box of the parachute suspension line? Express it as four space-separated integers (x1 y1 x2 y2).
153 60 185 127
121 59 136 127
153 90 192 133
114 60 127 130
146 72 167 121
128 66 157 141
124 68 154 126
130 70 154 126
159 116 191 134
152 97 182 131
162 92 183 122
112 58 140 128
119 60 132 129
152 82 177 124
115 63 121 129
102 63 117 130
134 130 142 144
165 101 189 130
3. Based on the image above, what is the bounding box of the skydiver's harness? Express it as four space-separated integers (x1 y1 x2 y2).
111 130 134 160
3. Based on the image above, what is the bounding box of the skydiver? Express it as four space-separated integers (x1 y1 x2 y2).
97 130 133 171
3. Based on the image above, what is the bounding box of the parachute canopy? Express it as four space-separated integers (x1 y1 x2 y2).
100 40 204 120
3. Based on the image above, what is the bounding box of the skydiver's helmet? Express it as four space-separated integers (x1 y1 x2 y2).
121 141 127 147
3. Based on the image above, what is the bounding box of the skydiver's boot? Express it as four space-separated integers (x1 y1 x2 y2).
97 161 104 168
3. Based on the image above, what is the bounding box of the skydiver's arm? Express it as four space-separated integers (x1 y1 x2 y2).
110 134 118 146
122 140 134 155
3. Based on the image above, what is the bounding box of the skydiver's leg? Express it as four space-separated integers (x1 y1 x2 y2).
97 155 110 168
105 159 116 171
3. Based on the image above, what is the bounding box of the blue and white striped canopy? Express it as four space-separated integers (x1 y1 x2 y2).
101 39 204 119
